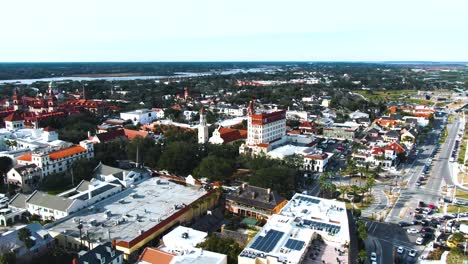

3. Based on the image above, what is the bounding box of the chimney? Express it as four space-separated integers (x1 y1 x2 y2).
72 258 78 264
220 224 225 233
267 188 271 195
112 239 116 248
87 131 92 138
241 183 247 189
251 191 256 199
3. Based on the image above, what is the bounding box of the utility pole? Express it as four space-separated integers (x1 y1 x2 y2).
71 167 74 187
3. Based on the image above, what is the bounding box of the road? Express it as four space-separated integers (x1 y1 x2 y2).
366 113 460 263
364 220 420 264
386 114 460 224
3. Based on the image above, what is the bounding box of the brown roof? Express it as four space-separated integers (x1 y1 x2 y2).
13 164 38 174
226 184 285 211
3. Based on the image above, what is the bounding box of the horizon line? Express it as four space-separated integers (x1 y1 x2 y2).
0 60 467 64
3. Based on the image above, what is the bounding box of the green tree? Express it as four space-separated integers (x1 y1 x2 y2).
17 228 35 248
158 141 199 175
197 235 242 264
0 156 13 186
0 252 16 264
193 155 235 182
70 159 99 183
358 249 367 263
249 166 296 197
357 221 368 241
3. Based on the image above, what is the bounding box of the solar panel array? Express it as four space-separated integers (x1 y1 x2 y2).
285 239 305 251
297 196 320 204
303 219 341 234
250 230 284 252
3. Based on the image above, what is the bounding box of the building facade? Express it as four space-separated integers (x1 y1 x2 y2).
225 184 287 220
17 140 94 177
120 109 158 125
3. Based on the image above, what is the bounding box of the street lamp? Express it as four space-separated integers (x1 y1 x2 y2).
77 223 83 250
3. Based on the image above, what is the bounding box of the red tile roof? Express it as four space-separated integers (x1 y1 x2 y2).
17 153 32 162
218 127 247 143
123 129 149 140
91 129 126 143
49 145 86 160
4 113 23 122
138 247 175 264
305 153 328 160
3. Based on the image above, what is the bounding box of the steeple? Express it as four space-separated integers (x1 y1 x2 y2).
198 107 209 144
248 100 255 115
47 84 57 111
12 88 21 111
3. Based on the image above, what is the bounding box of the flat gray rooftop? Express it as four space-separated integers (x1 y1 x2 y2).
47 177 207 243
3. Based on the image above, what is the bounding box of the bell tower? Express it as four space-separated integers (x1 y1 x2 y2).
198 107 209 144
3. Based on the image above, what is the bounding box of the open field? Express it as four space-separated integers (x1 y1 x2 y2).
447 205 468 213
354 90 433 105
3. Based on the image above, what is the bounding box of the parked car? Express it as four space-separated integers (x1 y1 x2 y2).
423 208 432 214
416 237 425 245
420 232 433 239
414 214 424 220
407 228 419 234
409 249 417 257
421 227 434 233
370 252 377 261
397 246 404 254
399 221 412 227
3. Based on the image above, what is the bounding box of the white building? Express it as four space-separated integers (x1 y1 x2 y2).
152 108 165 119
286 110 308 121
120 109 158 125
349 110 369 120
16 140 94 177
138 226 227 264
4 113 25 131
240 101 286 155
7 164 42 190
238 194 350 264
216 105 247 117
183 110 198 121
94 162 147 188
321 99 331 108
9 179 121 221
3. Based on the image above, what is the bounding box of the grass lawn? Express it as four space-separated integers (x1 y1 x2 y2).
456 189 468 200
447 205 468 213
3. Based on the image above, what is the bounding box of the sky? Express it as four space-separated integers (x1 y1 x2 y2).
0 0 467 62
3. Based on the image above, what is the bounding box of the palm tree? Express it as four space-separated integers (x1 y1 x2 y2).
350 184 359 200
365 175 376 194
338 185 349 200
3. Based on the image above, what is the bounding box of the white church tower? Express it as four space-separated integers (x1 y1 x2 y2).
198 107 209 144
